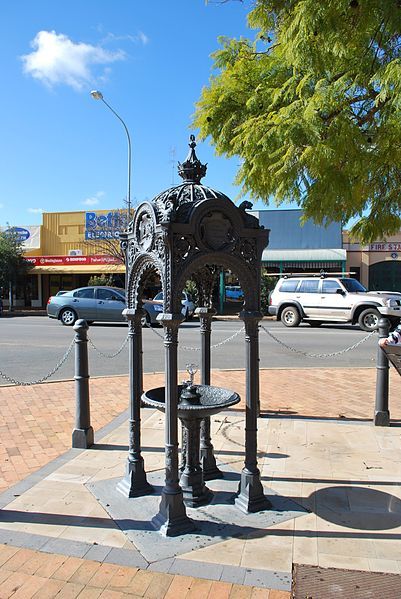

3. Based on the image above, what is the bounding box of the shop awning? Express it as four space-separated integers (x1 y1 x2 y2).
261 248 346 263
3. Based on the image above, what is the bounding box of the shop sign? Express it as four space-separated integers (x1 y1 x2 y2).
369 242 401 251
26 255 121 266
2 225 41 249
85 211 127 240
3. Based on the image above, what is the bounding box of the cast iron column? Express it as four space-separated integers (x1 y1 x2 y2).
196 306 223 480
375 317 390 426
117 309 153 497
72 319 94 449
153 313 195 536
235 311 270 513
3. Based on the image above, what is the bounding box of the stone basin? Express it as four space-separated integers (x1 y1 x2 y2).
141 384 240 419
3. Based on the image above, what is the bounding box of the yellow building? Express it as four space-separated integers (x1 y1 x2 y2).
16 209 126 308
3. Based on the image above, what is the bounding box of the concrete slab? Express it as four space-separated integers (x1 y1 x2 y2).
87 463 307 564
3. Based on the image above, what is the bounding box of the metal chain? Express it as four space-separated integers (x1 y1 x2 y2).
144 322 245 351
0 338 75 386
260 324 376 358
88 334 129 358
181 326 245 351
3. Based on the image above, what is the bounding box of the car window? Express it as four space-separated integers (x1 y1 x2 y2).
154 292 163 301
322 280 342 294
73 288 94 299
97 288 123 301
279 280 299 292
340 278 367 292
298 280 319 293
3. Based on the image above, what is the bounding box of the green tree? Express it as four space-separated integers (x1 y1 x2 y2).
0 228 33 310
195 0 401 242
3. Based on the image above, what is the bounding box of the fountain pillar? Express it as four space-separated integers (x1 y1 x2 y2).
153 313 195 536
117 309 153 498
196 307 223 480
235 311 270 513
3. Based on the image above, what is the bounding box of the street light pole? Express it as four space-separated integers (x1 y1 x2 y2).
90 90 132 222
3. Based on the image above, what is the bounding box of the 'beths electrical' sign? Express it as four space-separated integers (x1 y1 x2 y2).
85 211 127 240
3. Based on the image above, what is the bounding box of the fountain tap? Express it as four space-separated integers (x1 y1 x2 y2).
180 363 200 404
186 363 198 388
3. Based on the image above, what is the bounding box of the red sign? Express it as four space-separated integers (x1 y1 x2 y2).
26 255 121 266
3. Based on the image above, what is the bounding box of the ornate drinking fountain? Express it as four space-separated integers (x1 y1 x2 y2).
119 136 270 536
142 363 240 507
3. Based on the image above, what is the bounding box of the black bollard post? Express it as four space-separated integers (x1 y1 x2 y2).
72 319 94 448
374 317 391 426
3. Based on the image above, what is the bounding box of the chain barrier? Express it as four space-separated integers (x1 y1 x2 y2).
88 334 129 358
0 338 75 386
144 322 245 351
260 324 376 358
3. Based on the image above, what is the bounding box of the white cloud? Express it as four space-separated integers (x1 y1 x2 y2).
136 31 149 45
21 30 125 90
102 31 149 45
82 198 100 206
27 207 43 213
82 191 104 206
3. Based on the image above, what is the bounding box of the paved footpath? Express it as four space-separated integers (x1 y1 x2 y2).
0 367 401 597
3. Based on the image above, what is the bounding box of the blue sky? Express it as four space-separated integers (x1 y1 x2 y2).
0 0 293 227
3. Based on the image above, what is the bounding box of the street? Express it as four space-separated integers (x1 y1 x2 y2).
0 316 380 386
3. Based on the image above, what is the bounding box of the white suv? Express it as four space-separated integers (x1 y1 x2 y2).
268 276 401 331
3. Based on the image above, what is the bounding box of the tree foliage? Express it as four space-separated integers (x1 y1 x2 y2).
195 0 401 242
0 229 33 291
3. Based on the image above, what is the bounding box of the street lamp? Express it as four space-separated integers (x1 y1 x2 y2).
90 90 132 222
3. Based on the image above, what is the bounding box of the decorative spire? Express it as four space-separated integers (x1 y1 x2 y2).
178 135 207 184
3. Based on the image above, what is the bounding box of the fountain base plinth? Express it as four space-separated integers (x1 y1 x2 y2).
117 457 153 498
153 491 196 536
235 469 271 513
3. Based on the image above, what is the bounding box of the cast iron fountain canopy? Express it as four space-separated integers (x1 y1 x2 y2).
120 135 271 536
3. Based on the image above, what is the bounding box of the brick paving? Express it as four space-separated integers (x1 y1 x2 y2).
0 545 290 598
1 367 401 494
0 366 400 597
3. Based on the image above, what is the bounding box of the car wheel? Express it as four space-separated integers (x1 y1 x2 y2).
59 308 77 326
141 312 151 328
308 321 322 327
358 308 381 332
281 306 301 327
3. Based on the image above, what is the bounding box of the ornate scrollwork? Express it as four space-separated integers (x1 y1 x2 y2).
198 211 237 251
133 205 155 252
238 238 257 265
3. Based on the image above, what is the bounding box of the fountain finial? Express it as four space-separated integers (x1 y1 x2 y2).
177 135 207 184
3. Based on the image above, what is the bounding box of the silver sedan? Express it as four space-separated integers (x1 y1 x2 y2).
47 286 126 325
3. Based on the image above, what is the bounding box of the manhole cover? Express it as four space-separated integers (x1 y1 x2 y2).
293 564 401 599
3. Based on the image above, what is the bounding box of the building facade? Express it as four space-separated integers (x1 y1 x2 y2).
255 209 345 274
7 209 125 308
344 231 401 292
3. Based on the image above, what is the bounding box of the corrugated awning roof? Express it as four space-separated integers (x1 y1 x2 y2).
261 248 346 263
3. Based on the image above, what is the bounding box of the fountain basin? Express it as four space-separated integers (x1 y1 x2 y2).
141 384 240 418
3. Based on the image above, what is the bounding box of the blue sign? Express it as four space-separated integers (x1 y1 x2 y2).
84 211 127 240
5 227 31 242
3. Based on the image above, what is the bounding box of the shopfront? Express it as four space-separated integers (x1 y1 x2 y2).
345 235 401 291
9 209 126 308
256 209 345 274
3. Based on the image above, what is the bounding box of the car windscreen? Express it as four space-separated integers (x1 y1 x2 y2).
340 279 367 292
